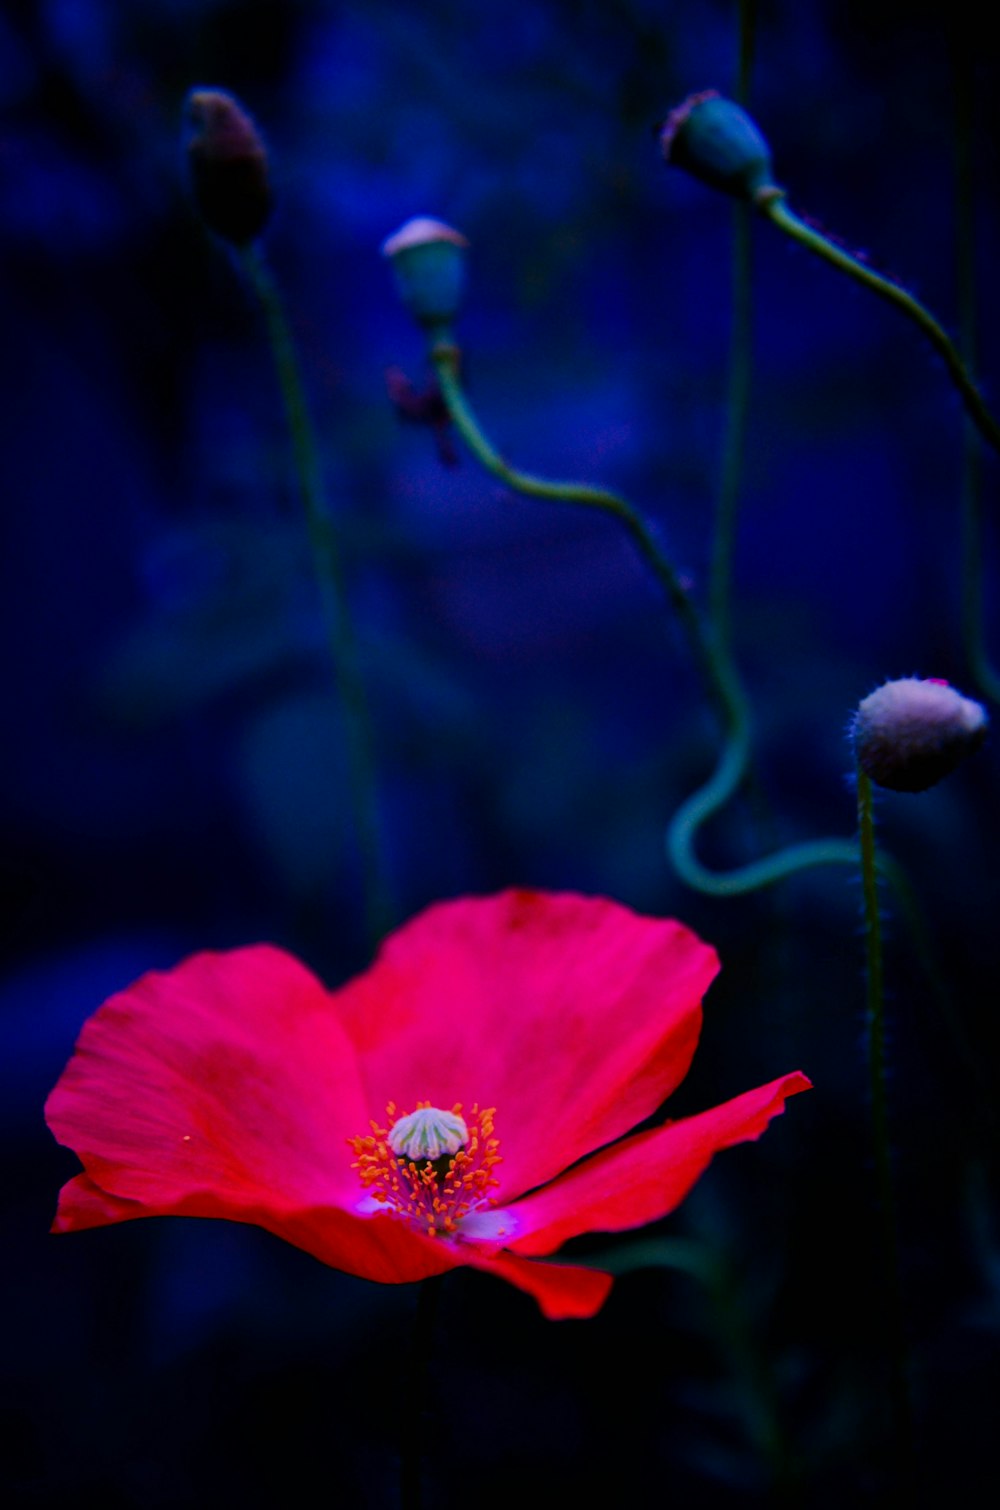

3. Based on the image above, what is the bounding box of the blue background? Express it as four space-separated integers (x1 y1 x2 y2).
3 1 999 1504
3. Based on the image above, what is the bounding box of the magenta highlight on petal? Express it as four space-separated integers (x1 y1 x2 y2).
851 676 988 793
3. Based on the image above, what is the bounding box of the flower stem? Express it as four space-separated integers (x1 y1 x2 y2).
735 0 756 104
711 199 753 656
856 768 913 1480
710 0 757 652
240 246 392 947
400 1275 442 1510
430 340 926 906
430 339 720 692
760 194 1000 462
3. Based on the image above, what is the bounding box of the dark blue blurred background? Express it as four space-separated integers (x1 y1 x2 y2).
3 2 999 1504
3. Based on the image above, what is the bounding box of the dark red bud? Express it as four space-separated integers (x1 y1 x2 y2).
186 88 271 246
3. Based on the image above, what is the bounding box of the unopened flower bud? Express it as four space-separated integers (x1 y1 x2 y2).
659 90 779 204
186 88 271 246
852 677 987 793
382 217 468 334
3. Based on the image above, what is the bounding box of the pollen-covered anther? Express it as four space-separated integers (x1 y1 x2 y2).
349 1102 502 1238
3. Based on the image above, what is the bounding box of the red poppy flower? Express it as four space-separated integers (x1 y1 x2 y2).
46 890 809 1319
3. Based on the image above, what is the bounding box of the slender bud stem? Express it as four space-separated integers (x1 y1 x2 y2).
857 771 890 1213
736 0 756 105
430 340 923 905
241 246 392 947
430 341 720 692
711 202 753 655
761 195 1000 462
710 0 757 654
856 768 913 1481
432 327 948 1058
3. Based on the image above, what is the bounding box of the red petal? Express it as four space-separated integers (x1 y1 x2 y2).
51 1173 146 1231
46 946 369 1211
53 1171 462 1284
331 890 718 1201
54 1171 611 1313
461 1248 614 1319
504 1072 811 1256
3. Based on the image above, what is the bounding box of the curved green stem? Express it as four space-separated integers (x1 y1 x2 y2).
665 736 919 906
857 770 913 1476
431 339 887 898
241 246 392 946
431 340 726 705
761 195 1000 462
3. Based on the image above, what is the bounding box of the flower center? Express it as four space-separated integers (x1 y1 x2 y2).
387 1105 468 1163
349 1101 502 1238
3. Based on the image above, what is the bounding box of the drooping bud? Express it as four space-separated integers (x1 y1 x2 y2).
185 88 271 246
659 90 780 204
382 217 468 335
852 677 988 793
387 1106 468 1163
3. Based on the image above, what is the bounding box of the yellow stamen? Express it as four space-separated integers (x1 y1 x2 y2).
348 1102 502 1238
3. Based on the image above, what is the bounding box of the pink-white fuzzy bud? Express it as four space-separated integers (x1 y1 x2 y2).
852 677 987 792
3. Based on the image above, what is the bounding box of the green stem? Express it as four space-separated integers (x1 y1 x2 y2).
761 195 1000 462
664 680 863 896
431 340 725 705
951 37 1000 701
432 333 949 1071
400 1275 442 1510
431 340 919 903
711 0 756 648
856 769 913 1478
240 246 392 947
711 198 753 655
735 0 756 105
